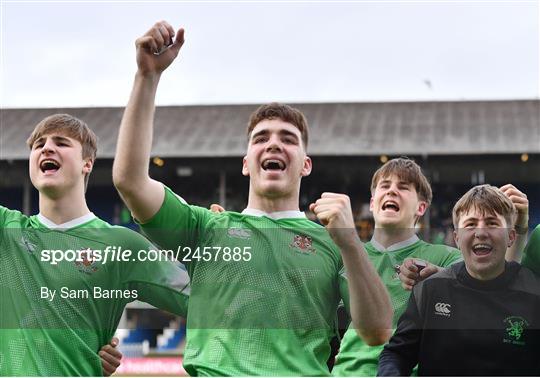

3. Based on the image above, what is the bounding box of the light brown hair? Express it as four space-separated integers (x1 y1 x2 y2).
452 184 517 229
27 114 98 188
370 157 433 206
247 103 309 149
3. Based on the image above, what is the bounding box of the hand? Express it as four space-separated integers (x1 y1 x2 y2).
309 193 357 249
135 20 185 76
99 337 122 376
398 258 439 290
500 184 529 232
210 204 225 213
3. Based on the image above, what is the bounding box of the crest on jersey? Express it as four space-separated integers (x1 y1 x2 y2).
290 234 316 254
74 248 99 274
503 316 528 346
20 235 37 254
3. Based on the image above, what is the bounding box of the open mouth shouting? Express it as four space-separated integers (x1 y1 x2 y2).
382 200 400 212
472 243 493 257
40 159 61 175
261 159 286 172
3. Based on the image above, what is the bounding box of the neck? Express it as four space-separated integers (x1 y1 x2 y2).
246 188 300 213
372 226 417 248
466 262 505 281
39 188 91 225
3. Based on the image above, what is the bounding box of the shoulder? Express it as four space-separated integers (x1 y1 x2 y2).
0 205 30 226
415 240 462 265
112 224 154 248
414 261 462 292
527 225 540 244
85 218 155 250
512 263 540 297
279 217 324 229
141 186 215 228
418 240 459 254
412 262 462 310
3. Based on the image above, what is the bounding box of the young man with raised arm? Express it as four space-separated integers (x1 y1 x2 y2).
113 20 392 376
0 114 189 376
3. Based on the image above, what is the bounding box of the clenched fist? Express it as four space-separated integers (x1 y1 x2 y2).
135 20 185 76
310 193 358 250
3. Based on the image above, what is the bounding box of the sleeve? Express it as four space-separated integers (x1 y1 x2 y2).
522 226 540 276
138 186 214 263
119 229 190 317
0 205 23 227
377 289 423 376
0 206 7 225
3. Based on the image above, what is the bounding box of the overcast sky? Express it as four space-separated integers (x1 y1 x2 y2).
1 1 538 108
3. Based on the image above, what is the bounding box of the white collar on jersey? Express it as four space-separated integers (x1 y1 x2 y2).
241 208 306 220
37 212 96 230
370 234 419 252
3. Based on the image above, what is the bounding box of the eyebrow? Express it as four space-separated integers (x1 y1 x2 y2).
251 129 299 141
379 180 410 185
34 135 73 145
461 215 501 223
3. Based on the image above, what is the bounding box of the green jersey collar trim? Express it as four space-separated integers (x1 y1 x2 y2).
370 234 420 252
37 212 97 230
241 208 306 220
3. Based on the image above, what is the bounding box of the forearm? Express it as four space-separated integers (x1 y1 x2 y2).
113 72 160 191
341 236 393 345
507 217 528 263
506 232 527 262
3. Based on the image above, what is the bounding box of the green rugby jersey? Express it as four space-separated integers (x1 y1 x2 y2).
140 186 349 376
0 206 189 376
332 239 462 376
523 225 540 276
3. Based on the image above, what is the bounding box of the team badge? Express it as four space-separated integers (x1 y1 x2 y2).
20 235 37 254
503 316 528 346
290 234 316 254
74 248 99 274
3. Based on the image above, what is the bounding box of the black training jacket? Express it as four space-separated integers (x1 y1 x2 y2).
378 261 540 376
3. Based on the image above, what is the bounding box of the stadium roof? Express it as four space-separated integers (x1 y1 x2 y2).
1 100 538 160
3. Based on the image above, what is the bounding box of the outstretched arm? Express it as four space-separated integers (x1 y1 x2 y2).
310 193 393 346
113 21 185 222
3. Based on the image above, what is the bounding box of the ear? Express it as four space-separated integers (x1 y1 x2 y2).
83 158 93 175
242 156 249 177
453 230 459 248
301 156 312 177
369 197 374 212
507 228 517 247
416 201 428 217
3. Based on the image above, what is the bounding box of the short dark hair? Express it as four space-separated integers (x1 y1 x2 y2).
247 103 309 149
